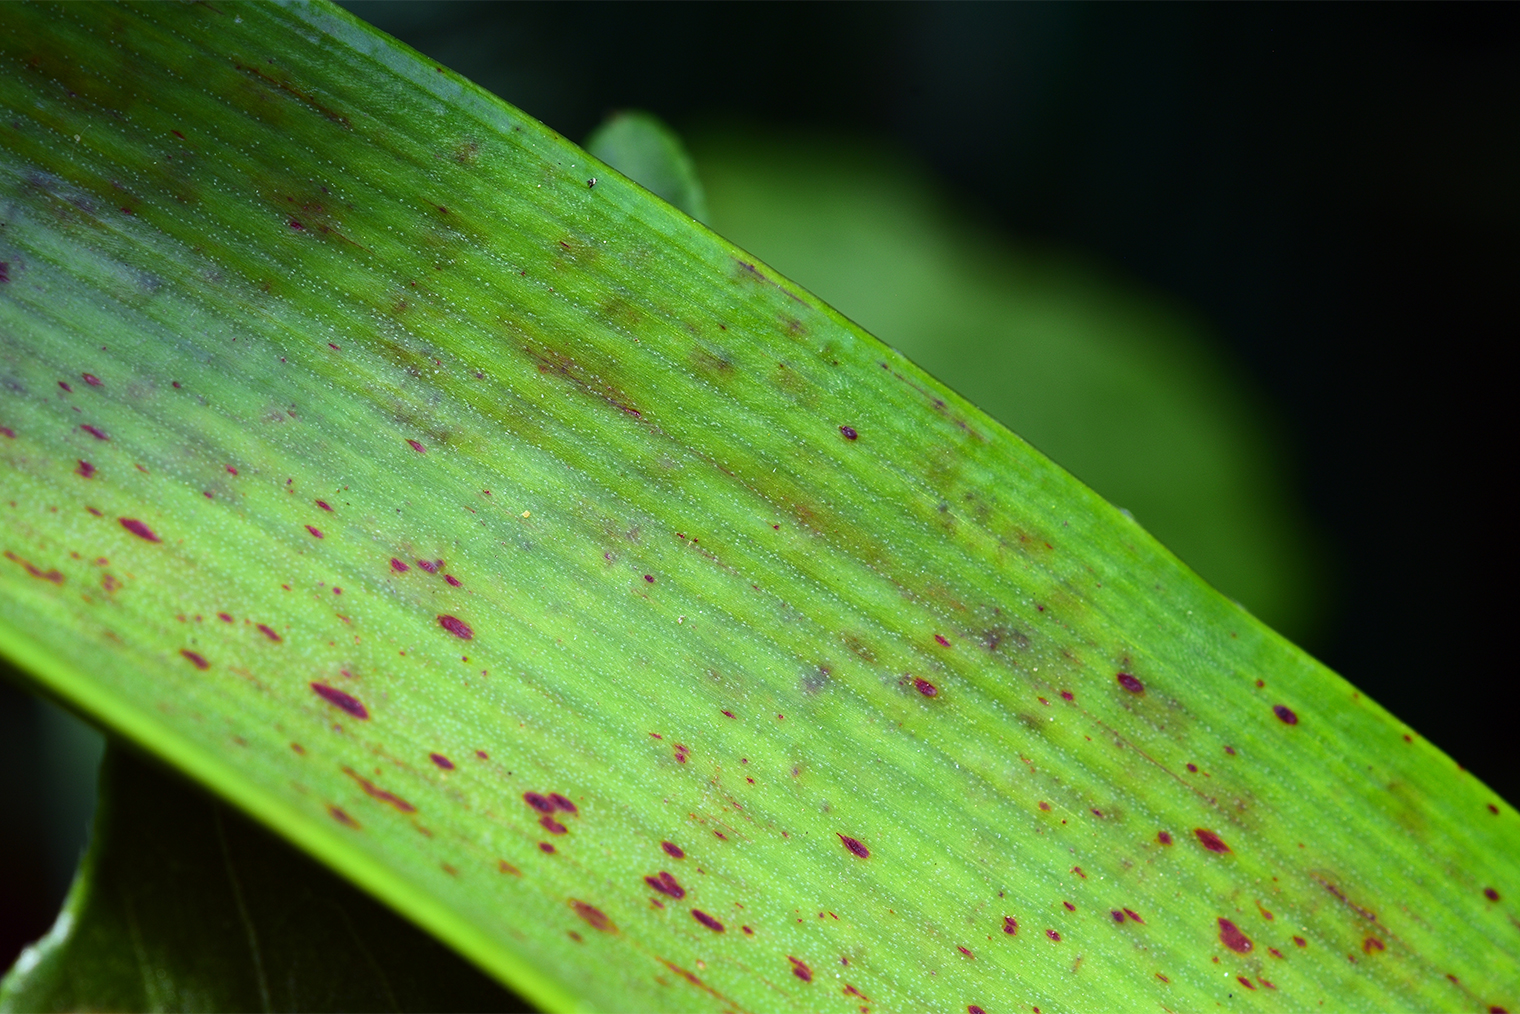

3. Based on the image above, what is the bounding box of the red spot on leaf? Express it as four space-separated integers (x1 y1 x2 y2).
75 460 96 478
328 805 359 828
407 439 426 453
445 574 461 586
82 373 103 387
1238 977 1256 990
839 425 858 440
1124 908 1143 923
524 793 554 813
1218 918 1253 953
180 649 209 670
430 753 454 770
1363 936 1385 954
913 677 938 697
218 613 233 622
1111 909 1125 923
1060 690 1073 700
343 767 416 813
1003 916 1018 935
570 900 615 932
310 682 368 719
1117 672 1144 693
1293 936 1307 947
416 559 440 573
390 558 409 572
662 841 685 859
1046 929 1061 941
539 842 555 853
1194 828 1231 853
692 910 724 932
306 525 323 538
550 793 577 814
540 815 567 834
119 518 160 542
1157 830 1173 845
838 834 869 858
256 624 282 643
958 946 974 958
438 614 473 639
58 381 73 393
1274 704 1299 724
316 499 333 511
935 634 951 647
645 872 685 899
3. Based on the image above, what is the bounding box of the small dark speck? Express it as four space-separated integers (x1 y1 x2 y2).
839 425 858 440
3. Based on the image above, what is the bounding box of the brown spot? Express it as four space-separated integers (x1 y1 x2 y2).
328 805 359 828
1194 828 1231 853
342 766 417 814
497 860 522 876
570 900 616 933
1363 936 1385 954
788 956 813 982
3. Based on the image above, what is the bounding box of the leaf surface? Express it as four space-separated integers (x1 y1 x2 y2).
0 3 1515 1012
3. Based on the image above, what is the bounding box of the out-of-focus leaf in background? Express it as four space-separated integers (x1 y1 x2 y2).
689 130 1323 643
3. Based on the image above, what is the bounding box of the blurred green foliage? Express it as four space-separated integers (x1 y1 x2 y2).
689 130 1324 641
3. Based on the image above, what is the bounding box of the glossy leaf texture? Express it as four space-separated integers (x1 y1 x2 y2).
0 3 1515 1012
0 743 527 1013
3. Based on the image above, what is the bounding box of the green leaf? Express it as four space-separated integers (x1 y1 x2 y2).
1 742 527 1013
0 3 1514 1012
585 111 710 224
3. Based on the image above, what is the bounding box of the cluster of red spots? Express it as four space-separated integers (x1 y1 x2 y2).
662 841 685 859
692 910 724 932
342 767 416 814
788 956 813 982
1195 828 1231 853
438 614 472 639
180 649 210 670
1003 916 1018 935
673 743 690 764
1046 929 1061 942
644 871 685 899
75 460 95 478
310 682 368 719
5 551 64 585
1218 918 1253 953
1117 672 1144 693
430 753 454 770
839 425 858 440
838 834 870 858
1274 704 1299 725
257 624 282 643
1363 936 1385 955
524 791 577 834
407 439 426 453
120 518 160 542
913 677 938 697
1072 866 1086 879
570 900 615 933
81 424 108 440
306 525 324 538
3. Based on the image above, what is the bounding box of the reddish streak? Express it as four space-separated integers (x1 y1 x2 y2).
58 381 73 393
430 753 454 770
390 558 409 572
306 525 324 538
218 613 233 622
784 955 814 982
1269 947 1284 959
1158 830 1173 845
957 946 974 958
328 805 359 828
316 499 333 512
256 624 282 643
407 439 426 453
445 574 461 587
75 460 95 478
913 677 938 697
549 793 577 814
417 559 441 573
83 373 104 386
1218 918 1253 953
81 424 108 440
540 816 567 834
662 841 685 859
1124 908 1143 923
1116 672 1144 693
838 834 869 858
180 649 210 670
438 614 473 639
1003 916 1018 935
524 792 554 813
1194 828 1231 853
310 682 368 719
935 634 950 647
1274 704 1299 725
343 766 417 813
570 900 615 932
119 518 160 542
644 871 685 899
1238 977 1256 990
1363 937 1385 954
692 910 724 932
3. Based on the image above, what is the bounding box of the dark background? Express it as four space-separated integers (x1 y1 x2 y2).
4 1 1515 974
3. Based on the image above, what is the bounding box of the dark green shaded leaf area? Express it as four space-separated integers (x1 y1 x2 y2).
0 2 1516 1012
0 744 528 1013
